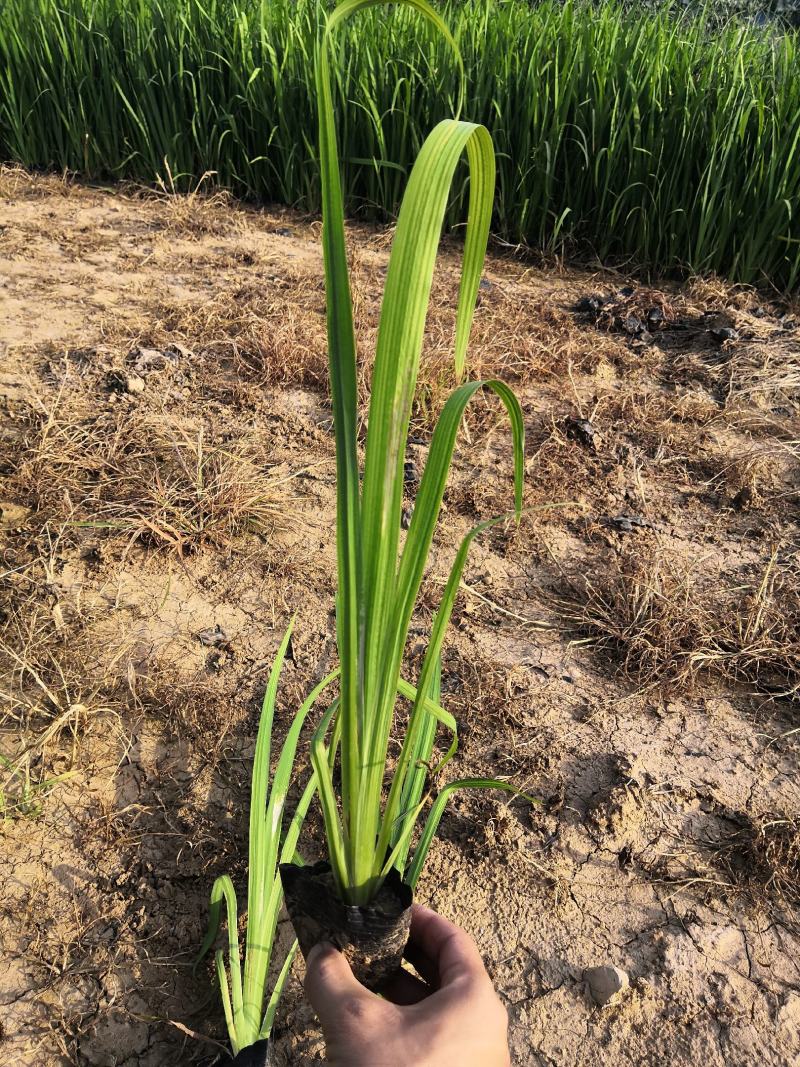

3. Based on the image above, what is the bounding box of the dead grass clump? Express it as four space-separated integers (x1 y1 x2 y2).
446 286 624 383
711 447 777 511
712 554 800 698
0 163 75 201
557 549 800 697
663 333 799 433
0 585 122 817
686 274 761 312
132 670 234 745
142 286 330 390
725 343 800 418
6 398 287 554
647 804 800 923
155 188 241 238
557 551 705 689
125 171 245 238
598 386 721 460
711 809 800 910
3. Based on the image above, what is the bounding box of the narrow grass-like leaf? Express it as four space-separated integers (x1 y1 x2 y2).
242 621 296 1034
407 778 540 889
198 637 339 1053
259 942 298 1039
390 658 440 872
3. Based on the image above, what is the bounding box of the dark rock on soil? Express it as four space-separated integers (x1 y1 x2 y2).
601 514 652 533
710 326 739 344
575 294 606 314
564 416 597 450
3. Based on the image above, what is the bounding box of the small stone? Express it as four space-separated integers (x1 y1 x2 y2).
575 294 605 314
584 964 629 1006
710 326 738 344
129 345 181 373
125 374 145 394
564 415 597 450
621 314 643 335
602 514 651 533
196 625 231 648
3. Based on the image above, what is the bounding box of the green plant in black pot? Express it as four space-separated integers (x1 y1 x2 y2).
278 0 526 989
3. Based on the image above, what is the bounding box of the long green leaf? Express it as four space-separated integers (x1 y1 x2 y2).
407 778 540 889
390 658 440 872
242 621 295 1036
243 664 340 1031
376 512 516 872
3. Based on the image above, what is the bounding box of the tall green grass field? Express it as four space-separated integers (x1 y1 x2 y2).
1 0 798 287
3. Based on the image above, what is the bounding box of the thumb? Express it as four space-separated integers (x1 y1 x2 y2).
304 942 373 1027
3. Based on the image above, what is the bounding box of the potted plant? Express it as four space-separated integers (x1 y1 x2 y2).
278 0 526 987
196 624 341 1064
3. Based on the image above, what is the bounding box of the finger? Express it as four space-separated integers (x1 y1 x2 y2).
403 940 440 989
304 942 377 1027
378 966 432 1006
407 905 488 988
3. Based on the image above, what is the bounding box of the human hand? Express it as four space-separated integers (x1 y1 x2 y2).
304 904 511 1067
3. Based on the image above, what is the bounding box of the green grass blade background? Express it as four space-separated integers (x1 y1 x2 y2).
1 0 798 287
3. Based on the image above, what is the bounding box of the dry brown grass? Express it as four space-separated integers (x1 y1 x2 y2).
710 809 800 911
131 669 236 746
409 279 629 429
112 239 636 422
0 163 76 200
0 558 123 816
556 548 800 698
651 803 800 923
150 285 330 390
3 393 288 555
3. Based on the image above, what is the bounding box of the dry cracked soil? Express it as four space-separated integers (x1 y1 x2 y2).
1 166 799 1066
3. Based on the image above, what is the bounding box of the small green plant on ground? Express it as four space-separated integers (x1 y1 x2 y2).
0 754 75 820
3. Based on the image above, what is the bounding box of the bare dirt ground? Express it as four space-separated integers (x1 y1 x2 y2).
1 164 799 1067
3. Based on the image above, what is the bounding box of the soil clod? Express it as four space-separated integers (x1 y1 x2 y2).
710 325 739 344
585 965 630 1006
564 415 598 450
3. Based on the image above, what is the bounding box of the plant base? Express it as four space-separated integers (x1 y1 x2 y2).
225 1040 270 1066
279 860 413 989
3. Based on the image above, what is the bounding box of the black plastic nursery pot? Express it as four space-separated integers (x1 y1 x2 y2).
227 1039 270 1067
279 860 413 989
